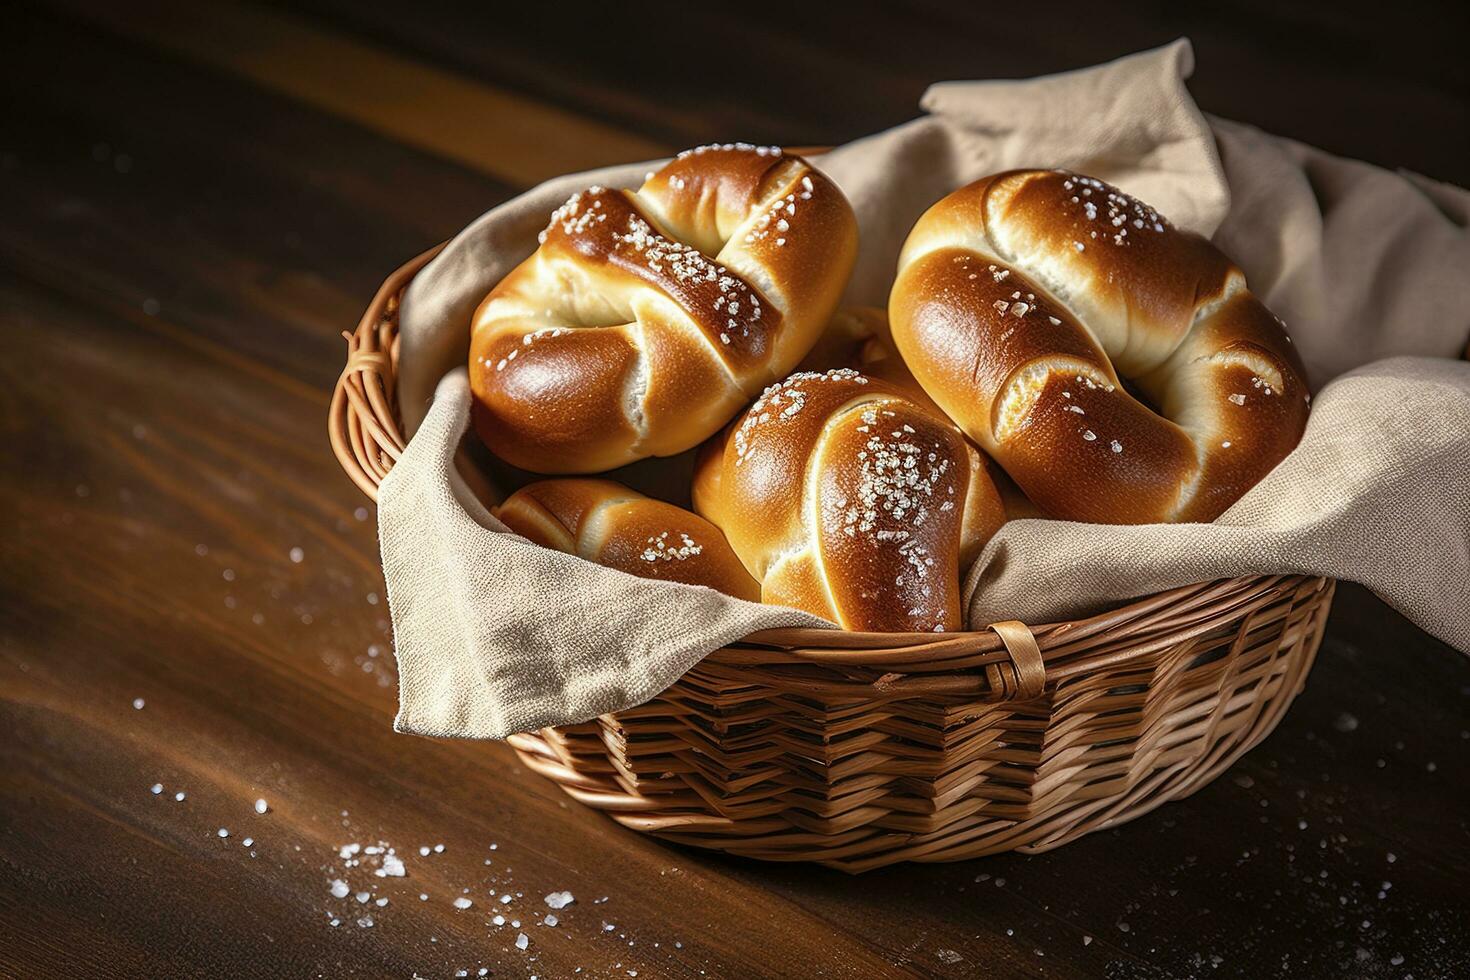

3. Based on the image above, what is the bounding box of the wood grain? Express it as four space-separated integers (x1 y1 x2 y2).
2 1 1467 977
280 0 1469 185
45 0 668 186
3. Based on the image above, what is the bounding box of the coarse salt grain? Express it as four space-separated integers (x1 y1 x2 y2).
545 891 575 909
640 532 702 563
516 934 530 951
150 783 163 795
217 828 229 838
330 879 350 898
289 547 304 563
132 698 145 710
454 897 474 909
254 798 268 814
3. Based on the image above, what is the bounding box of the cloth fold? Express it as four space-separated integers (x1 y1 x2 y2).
385 39 1470 740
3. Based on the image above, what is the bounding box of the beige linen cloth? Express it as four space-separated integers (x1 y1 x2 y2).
383 40 1470 740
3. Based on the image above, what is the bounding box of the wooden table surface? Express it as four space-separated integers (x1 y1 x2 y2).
3 1 1467 977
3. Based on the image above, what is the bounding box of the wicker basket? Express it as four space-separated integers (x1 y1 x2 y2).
329 245 1334 873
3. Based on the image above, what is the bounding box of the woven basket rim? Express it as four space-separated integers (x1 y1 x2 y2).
326 244 1327 683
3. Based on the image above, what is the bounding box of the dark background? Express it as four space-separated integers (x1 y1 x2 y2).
2 0 1467 977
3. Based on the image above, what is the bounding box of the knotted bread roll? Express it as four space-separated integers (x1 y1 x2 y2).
889 170 1310 524
493 479 759 600
694 369 1006 632
471 144 859 474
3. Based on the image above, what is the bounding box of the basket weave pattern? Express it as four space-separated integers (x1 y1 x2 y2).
330 249 1334 872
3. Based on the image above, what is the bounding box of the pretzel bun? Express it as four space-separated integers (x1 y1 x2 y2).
470 144 859 474
889 170 1310 524
493 479 759 600
693 369 1005 632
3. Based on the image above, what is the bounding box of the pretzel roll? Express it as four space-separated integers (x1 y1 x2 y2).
694 370 1006 632
890 170 1310 524
493 479 759 600
471 144 858 474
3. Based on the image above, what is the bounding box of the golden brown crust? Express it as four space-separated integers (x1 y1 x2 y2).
494 479 759 600
694 369 1005 632
890 169 1309 524
470 145 858 474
